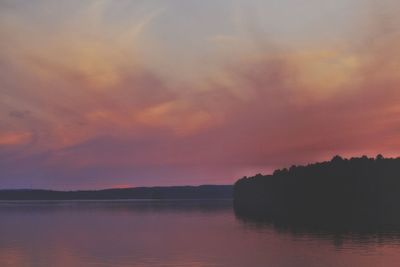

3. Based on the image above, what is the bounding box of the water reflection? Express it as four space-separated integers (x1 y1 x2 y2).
233 203 400 248
1 200 400 267
0 199 232 213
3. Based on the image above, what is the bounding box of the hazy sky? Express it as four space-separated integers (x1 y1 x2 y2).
1 0 400 189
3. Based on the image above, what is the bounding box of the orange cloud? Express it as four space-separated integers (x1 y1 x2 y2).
1 0 400 189
0 132 31 146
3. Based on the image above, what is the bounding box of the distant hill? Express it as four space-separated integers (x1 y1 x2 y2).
233 155 400 230
0 185 233 200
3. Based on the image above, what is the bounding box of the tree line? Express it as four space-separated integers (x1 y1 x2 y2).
234 155 400 229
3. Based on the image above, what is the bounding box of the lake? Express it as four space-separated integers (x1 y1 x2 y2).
0 200 399 267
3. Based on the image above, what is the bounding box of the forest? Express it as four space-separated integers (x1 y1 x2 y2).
234 155 400 230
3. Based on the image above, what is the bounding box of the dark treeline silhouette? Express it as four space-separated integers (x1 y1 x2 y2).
0 185 232 200
234 155 400 233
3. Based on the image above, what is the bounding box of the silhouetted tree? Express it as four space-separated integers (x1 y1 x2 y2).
234 155 400 229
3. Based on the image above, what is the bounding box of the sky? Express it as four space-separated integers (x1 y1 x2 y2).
1 0 400 189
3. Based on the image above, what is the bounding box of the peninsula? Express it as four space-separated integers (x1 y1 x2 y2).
234 155 400 228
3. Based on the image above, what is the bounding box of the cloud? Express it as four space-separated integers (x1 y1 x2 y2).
1 0 400 189
0 132 31 146
9 110 31 119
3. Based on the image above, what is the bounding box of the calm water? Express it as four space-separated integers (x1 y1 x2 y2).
1 200 400 267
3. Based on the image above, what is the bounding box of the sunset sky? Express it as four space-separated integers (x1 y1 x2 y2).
1 0 400 189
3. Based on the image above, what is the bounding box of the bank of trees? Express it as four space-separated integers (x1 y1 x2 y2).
234 155 400 225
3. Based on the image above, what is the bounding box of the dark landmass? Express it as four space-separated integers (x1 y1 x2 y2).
234 155 400 233
0 185 232 200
